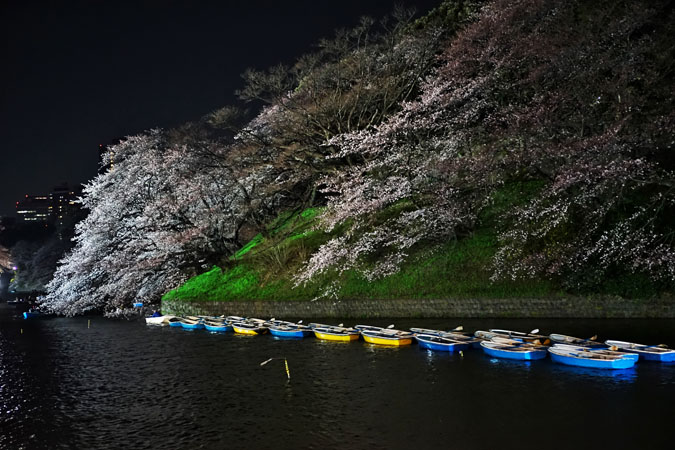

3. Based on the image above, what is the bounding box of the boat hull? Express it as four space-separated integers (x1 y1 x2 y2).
269 328 313 338
313 330 360 341
415 336 470 352
481 343 547 360
549 350 635 369
204 323 233 333
626 350 675 362
169 320 183 328
606 340 675 362
362 332 412 346
180 322 205 330
553 344 639 362
640 351 675 362
233 325 267 335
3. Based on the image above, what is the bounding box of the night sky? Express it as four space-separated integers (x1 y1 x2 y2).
0 0 439 217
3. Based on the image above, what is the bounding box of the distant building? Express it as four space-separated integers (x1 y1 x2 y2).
16 183 83 226
50 183 83 227
15 195 51 223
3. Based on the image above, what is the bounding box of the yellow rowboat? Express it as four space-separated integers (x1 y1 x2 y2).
313 326 360 342
232 321 268 335
361 329 414 346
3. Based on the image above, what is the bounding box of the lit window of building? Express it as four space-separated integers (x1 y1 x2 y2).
15 183 83 226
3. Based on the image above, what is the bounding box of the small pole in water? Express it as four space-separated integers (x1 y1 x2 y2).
260 357 290 381
88 319 91 329
21 328 23 334
459 350 464 359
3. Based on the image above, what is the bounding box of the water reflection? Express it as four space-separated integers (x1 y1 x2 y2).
549 364 638 383
362 343 405 352
2 308 675 450
486 356 536 371
312 339 353 346
420 348 462 364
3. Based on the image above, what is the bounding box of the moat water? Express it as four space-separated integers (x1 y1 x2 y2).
1 303 674 449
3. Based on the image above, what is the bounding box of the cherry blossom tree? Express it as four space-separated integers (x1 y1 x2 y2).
235 6 473 214
0 245 10 271
44 130 262 315
44 0 675 313
298 0 675 291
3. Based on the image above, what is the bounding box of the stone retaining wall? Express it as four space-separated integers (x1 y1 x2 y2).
161 297 675 319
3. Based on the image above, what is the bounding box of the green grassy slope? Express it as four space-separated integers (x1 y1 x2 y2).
163 182 562 303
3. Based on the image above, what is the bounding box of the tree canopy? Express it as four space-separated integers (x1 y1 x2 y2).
42 0 675 315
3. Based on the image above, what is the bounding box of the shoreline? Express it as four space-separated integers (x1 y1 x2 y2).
161 296 675 319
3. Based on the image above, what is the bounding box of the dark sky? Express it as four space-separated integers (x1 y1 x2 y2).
0 0 439 217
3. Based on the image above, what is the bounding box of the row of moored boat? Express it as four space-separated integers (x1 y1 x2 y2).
146 315 675 369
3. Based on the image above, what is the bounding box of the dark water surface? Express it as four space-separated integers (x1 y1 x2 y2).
1 303 674 450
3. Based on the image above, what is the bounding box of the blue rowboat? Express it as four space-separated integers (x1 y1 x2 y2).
269 325 313 338
410 326 466 337
415 334 470 352
204 321 233 332
180 319 205 330
413 329 482 348
553 344 639 362
549 347 636 369
549 333 605 348
480 341 548 360
605 340 675 362
23 311 44 319
168 318 183 328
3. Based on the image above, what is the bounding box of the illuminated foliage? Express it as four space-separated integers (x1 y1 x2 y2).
299 0 675 292
44 131 259 315
45 0 675 314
